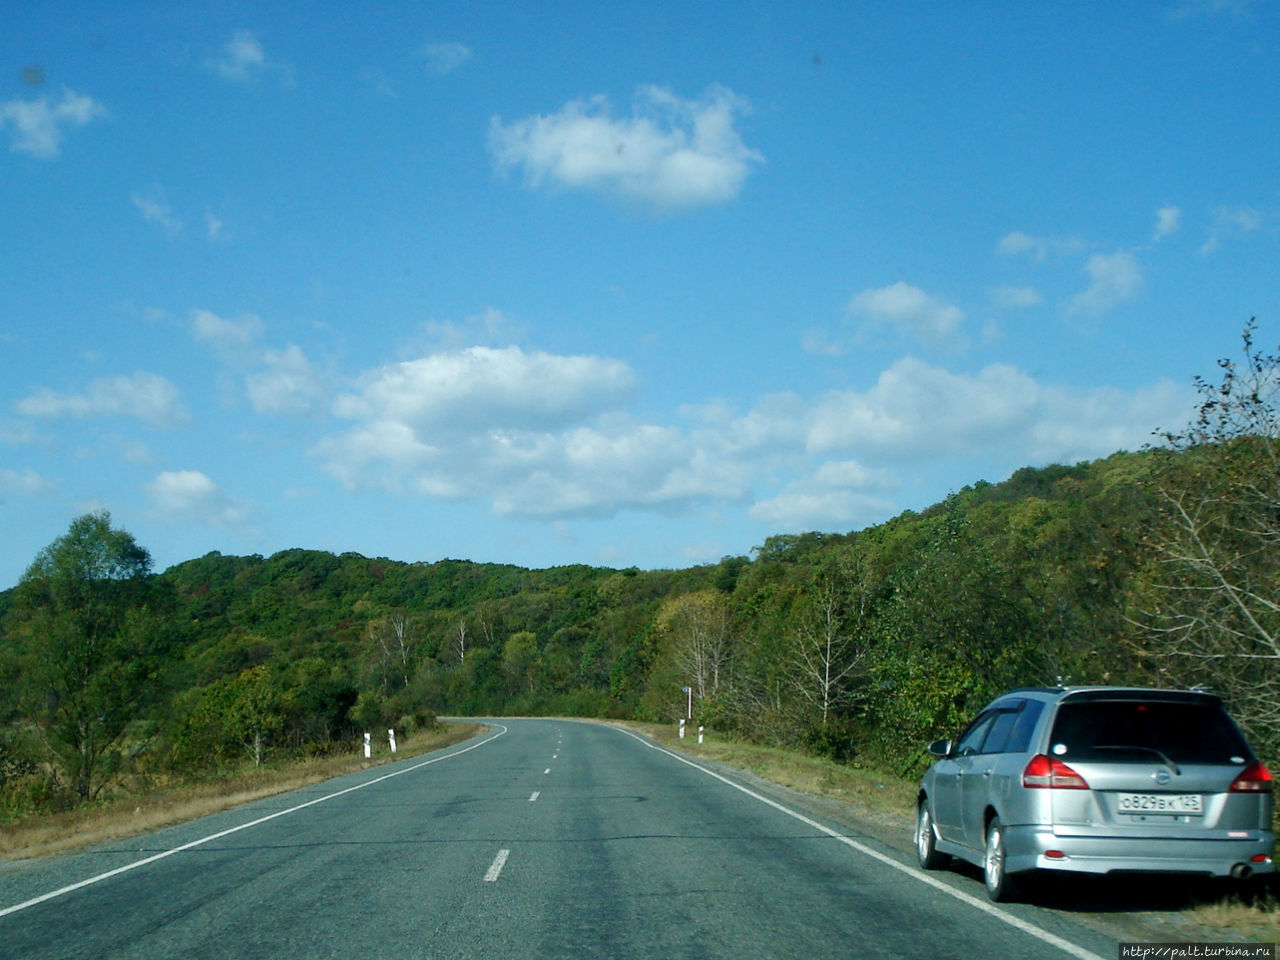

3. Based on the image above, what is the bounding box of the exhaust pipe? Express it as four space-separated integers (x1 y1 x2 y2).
1230 863 1253 880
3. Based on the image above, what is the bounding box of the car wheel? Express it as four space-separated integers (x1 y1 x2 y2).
983 818 1022 902
916 802 950 870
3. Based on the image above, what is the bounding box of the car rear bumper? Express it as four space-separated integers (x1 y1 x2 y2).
1002 824 1276 877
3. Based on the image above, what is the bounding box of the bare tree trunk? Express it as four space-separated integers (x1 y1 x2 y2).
454 619 468 662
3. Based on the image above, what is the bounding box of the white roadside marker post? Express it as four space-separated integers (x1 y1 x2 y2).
698 726 704 744
388 728 397 754
363 732 371 759
679 718 685 739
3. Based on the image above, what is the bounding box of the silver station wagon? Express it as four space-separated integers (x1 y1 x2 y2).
915 686 1275 901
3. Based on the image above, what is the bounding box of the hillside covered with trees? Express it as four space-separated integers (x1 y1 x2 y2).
4 326 1280 819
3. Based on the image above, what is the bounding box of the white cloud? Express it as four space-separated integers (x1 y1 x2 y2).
318 346 752 518
1025 382 1187 462
786 359 1188 473
0 468 53 499
315 338 1191 533
207 31 294 87
812 459 899 489
210 30 266 80
191 309 265 363
801 356 1185 465
806 359 1039 457
333 346 635 435
423 42 472 75
190 309 325 415
17 372 189 428
0 87 105 158
147 470 251 527
1153 205 1182 241
749 459 898 531
487 420 749 518
801 328 847 357
1201 206 1263 255
489 84 762 212
114 436 155 464
848 282 966 349
1066 250 1143 317
989 285 1043 309
997 231 1084 261
205 210 225 241
132 191 183 236
0 419 39 445
246 345 325 415
749 488 897 532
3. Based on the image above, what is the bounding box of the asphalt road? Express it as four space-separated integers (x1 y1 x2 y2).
0 720 1121 960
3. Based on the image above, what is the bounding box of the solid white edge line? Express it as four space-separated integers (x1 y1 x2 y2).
484 849 511 882
614 727 1106 960
0 724 510 920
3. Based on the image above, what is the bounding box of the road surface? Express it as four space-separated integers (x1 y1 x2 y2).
0 719 1120 959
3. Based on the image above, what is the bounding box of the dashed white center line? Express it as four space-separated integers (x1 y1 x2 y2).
544 767 551 774
529 791 540 802
484 849 510 882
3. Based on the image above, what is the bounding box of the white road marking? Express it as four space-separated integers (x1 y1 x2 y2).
615 727 1106 960
544 767 551 774
529 791 540 802
0 725 510 920
484 849 510 882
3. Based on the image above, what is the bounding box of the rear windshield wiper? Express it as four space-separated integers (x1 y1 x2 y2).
1095 744 1181 776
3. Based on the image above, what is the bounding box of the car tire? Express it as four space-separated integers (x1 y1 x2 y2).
983 818 1022 902
916 802 950 870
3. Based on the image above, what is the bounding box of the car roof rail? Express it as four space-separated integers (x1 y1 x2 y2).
1001 686 1065 696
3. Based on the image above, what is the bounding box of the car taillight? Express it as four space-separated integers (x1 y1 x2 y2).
1230 761 1273 793
1022 754 1089 789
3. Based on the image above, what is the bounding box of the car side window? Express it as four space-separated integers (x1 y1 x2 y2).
1004 698 1045 753
981 700 1025 754
954 712 996 757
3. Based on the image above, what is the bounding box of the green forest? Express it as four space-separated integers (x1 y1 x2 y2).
4 326 1280 819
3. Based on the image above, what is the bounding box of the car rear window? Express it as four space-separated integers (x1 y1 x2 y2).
1049 699 1253 764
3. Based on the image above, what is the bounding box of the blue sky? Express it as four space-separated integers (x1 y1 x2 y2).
2 1 1277 588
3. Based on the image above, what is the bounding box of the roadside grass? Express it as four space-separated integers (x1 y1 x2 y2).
0 723 481 862
630 722 918 823
1188 884 1280 941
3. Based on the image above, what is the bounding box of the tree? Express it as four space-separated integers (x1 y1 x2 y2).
787 563 867 726
657 590 734 707
8 512 156 800
171 665 286 769
502 631 539 694
366 612 416 690
1136 321 1280 754
225 665 286 767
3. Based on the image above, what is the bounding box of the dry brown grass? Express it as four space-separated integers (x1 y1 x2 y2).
0 723 482 862
1189 885 1280 942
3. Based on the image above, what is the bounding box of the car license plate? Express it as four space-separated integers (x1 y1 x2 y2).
1117 792 1203 814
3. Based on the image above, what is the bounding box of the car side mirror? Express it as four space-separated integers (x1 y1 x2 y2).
927 738 952 758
